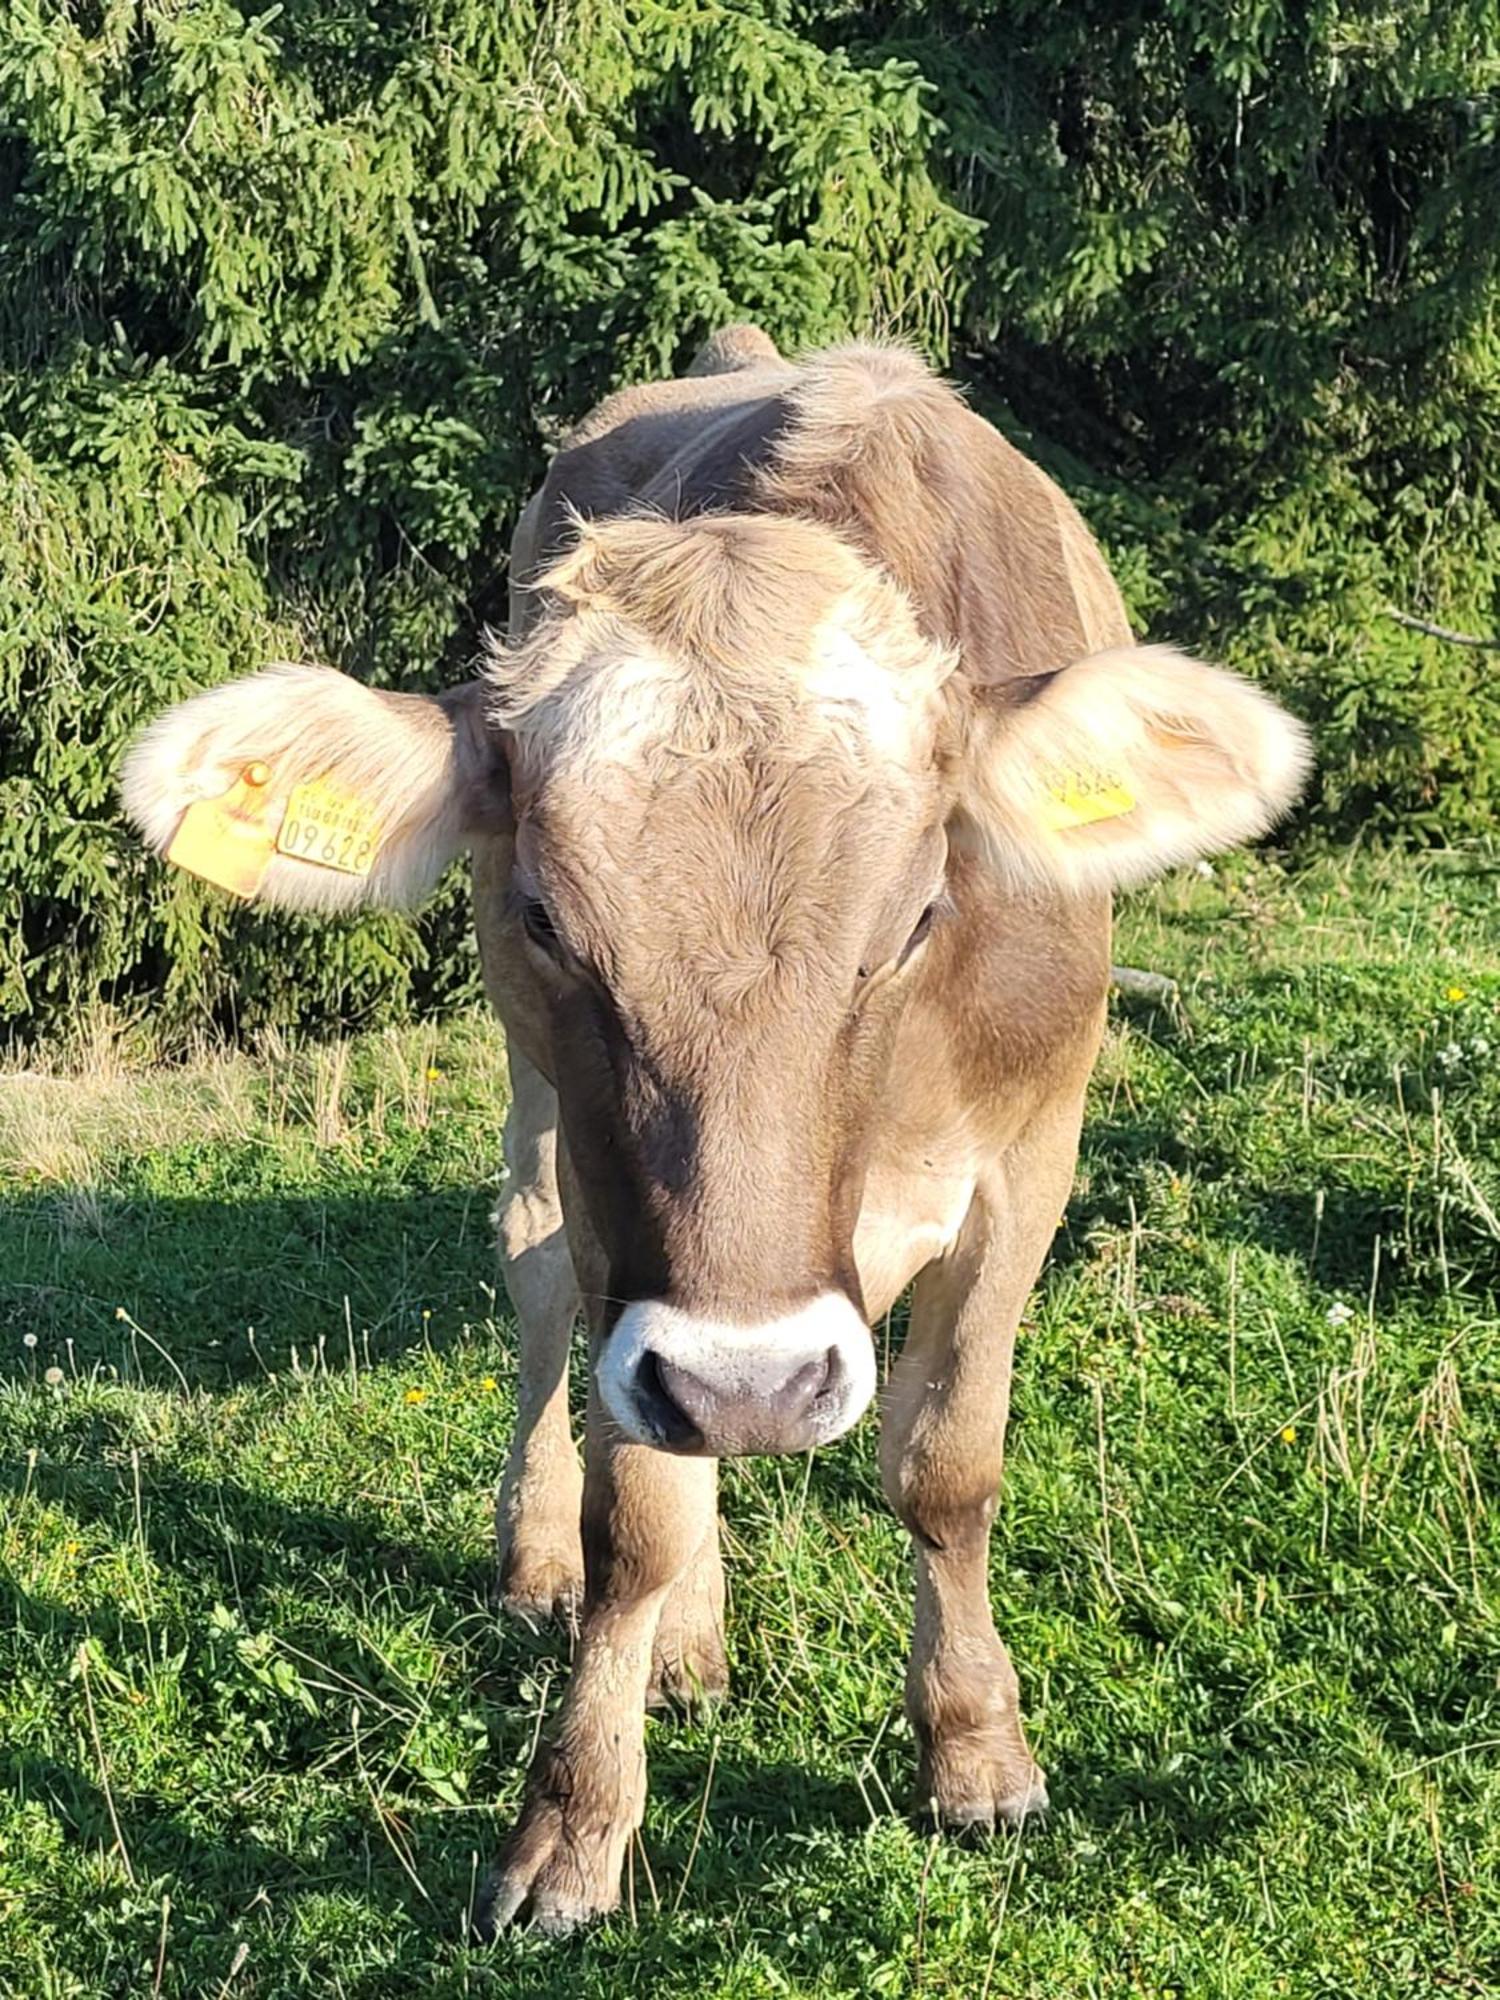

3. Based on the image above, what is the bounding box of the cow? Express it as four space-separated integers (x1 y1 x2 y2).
123 328 1309 1935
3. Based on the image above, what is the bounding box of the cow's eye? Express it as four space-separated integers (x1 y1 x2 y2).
898 903 937 967
521 897 562 954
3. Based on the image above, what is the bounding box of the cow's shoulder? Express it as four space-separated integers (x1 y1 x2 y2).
522 329 794 569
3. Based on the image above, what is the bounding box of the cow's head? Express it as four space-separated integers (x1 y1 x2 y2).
124 513 1308 1455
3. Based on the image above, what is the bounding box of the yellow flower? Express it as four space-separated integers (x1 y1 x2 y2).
480 1376 498 1394
65 1540 81 1557
404 1387 427 1406
426 1066 444 1082
1280 1424 1297 1445
1445 986 1467 1003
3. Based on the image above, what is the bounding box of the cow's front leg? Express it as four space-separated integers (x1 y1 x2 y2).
880 1096 1085 1831
493 1049 584 1624
649 1514 728 1711
479 1398 717 1936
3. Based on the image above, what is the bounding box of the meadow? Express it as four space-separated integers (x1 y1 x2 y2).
2 849 1497 1999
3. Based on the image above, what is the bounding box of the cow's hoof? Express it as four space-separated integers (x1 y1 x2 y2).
495 1549 584 1632
474 1761 636 1939
918 1739 1049 1835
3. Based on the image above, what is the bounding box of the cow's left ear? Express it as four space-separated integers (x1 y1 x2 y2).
951 645 1311 894
122 665 510 911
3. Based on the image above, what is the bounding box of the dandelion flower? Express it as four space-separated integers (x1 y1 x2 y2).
65 1540 81 1557
44 1366 64 1387
1326 1301 1354 1328
22 1331 37 1349
1445 986 1467 1003
404 1386 427 1406
1280 1425 1297 1445
426 1066 444 1082
480 1376 498 1394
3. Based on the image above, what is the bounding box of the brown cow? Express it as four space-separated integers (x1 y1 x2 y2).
123 330 1308 1935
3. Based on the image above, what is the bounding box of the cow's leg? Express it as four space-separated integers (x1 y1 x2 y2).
493 1048 584 1623
479 1388 718 1935
648 1512 728 1711
880 1092 1086 1831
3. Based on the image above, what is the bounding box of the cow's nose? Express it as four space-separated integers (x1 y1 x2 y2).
599 1295 877 1456
651 1345 836 1454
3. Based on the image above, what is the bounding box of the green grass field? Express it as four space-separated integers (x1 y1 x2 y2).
3 851 1498 1998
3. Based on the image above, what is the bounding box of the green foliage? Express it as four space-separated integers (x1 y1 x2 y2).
2 856 1497 1994
2 2 1497 1035
833 0 1500 834
0 0 971 1036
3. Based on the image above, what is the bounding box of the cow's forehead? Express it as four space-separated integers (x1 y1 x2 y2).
488 511 956 784
517 716 938 904
499 610 945 791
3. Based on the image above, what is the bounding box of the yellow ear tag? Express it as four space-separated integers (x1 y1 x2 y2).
276 777 382 877
1039 770 1137 833
165 762 279 899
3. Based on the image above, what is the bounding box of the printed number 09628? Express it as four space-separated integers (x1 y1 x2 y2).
279 814 376 876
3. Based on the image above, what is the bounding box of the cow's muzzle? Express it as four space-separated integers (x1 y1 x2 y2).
597 1294 876 1456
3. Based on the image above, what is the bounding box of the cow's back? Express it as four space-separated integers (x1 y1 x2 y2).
509 329 1131 684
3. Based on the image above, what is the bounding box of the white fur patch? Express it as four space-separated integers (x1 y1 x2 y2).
804 619 937 761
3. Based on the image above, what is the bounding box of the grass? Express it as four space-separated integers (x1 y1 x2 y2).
2 848 1498 1999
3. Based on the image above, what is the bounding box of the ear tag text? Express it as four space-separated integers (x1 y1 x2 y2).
1039 769 1137 833
166 762 279 899
276 777 383 877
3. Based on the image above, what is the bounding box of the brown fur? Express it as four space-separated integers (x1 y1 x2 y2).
473 334 1303 1934
120 328 1308 1939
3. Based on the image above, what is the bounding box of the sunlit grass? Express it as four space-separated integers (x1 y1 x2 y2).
2 850 1497 1997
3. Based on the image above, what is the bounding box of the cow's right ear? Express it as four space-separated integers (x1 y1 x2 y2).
121 664 510 911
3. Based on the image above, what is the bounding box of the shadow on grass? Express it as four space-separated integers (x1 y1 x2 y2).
0 1449 491 1605
0 1188 502 1389
1061 1117 1414 1297
0 1456 1283 1976
0 1148 1356 1966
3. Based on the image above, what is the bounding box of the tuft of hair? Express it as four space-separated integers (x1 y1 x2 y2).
761 341 953 470
121 664 491 912
956 645 1313 896
488 511 954 773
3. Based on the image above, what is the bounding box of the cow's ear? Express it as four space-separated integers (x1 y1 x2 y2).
121 665 509 911
951 645 1310 894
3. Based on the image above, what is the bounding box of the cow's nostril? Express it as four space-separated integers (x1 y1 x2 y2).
652 1355 721 1439
776 1345 837 1419
634 1349 702 1449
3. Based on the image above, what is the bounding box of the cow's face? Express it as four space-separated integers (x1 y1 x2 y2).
491 517 956 1453
123 514 1309 1458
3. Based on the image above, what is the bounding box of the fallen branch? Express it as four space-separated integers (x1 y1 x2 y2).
1382 607 1500 651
